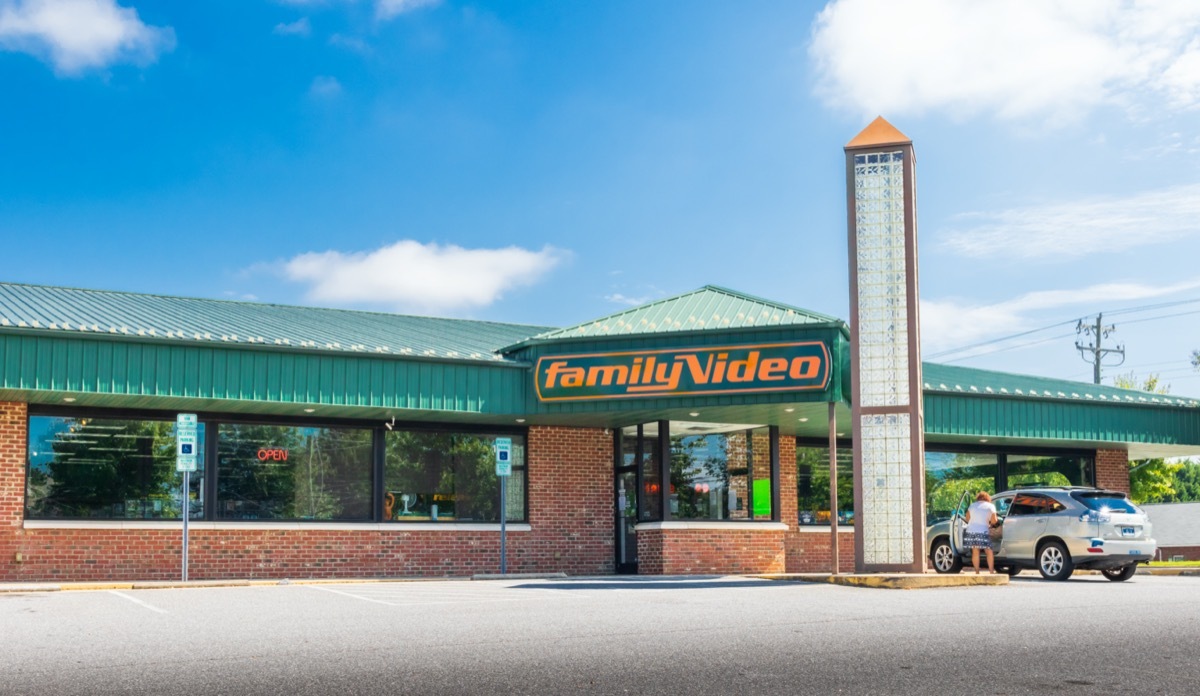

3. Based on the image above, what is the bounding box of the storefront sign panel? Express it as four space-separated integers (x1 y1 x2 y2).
535 341 830 402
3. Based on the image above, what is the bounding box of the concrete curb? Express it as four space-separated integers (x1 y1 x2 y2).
471 572 568 581
755 573 1008 589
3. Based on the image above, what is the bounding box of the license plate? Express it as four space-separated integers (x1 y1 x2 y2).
1122 527 1136 536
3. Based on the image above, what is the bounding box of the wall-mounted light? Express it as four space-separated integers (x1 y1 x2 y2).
385 416 395 431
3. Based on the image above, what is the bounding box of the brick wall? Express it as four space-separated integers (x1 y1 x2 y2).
1096 449 1131 494
790 530 856 573
1158 545 1200 562
0 413 614 582
637 526 786 575
0 402 28 577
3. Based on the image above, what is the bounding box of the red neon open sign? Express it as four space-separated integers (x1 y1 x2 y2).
257 448 289 461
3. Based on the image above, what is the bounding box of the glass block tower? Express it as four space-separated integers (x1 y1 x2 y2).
845 117 926 573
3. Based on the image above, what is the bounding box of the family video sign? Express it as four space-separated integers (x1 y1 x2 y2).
535 341 830 402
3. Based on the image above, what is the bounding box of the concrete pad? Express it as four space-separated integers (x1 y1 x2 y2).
754 572 1009 589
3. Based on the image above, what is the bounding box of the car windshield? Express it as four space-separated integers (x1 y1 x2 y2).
1072 492 1140 514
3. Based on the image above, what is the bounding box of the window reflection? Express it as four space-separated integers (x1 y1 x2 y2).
216 424 371 521
796 446 853 525
26 416 204 520
383 431 525 523
669 423 769 521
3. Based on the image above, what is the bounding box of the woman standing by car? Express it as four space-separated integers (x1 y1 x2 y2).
964 491 999 574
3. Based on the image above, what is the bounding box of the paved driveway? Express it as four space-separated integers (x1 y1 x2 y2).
1 574 1196 695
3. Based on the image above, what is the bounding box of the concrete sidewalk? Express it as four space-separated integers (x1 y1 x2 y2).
1 567 1195 594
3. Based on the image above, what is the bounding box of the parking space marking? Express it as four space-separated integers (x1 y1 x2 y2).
108 590 168 614
306 584 402 606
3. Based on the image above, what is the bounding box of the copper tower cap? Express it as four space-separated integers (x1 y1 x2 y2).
845 116 911 149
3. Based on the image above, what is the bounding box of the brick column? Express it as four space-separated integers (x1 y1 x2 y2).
525 426 614 575
1095 449 1130 494
0 401 28 580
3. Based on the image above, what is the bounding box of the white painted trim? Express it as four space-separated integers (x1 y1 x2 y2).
636 521 789 532
22 520 532 533
796 526 855 534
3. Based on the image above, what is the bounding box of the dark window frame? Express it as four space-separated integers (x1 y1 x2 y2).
26 405 528 524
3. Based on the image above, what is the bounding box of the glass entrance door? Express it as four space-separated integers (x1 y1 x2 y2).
615 467 638 574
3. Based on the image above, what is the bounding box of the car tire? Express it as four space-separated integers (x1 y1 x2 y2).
1037 541 1074 581
1101 565 1138 582
1002 566 1021 577
930 537 962 574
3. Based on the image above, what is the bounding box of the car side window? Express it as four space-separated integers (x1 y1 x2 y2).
1007 493 1063 516
994 497 1012 518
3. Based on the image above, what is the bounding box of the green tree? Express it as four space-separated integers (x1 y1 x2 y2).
1113 373 1181 504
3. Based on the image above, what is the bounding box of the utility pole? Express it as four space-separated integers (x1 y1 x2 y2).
1075 314 1125 384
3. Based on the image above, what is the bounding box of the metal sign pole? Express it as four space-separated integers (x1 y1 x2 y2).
182 470 189 582
500 475 507 575
176 413 198 583
494 436 512 576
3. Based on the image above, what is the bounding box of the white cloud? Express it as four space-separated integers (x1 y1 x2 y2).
308 75 341 98
922 277 1200 353
275 0 438 22
605 293 650 307
273 17 311 37
940 183 1200 259
375 0 438 21
280 240 566 314
810 0 1200 123
0 0 174 74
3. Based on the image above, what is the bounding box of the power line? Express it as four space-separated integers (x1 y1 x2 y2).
926 319 1078 360
939 332 1077 364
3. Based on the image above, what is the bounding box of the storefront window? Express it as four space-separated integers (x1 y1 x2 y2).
796 445 853 525
216 424 372 521
26 415 204 520
924 452 998 525
669 423 769 521
1006 454 1091 488
383 431 526 522
627 423 662 522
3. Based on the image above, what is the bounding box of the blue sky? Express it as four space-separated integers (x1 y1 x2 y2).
3 0 1200 393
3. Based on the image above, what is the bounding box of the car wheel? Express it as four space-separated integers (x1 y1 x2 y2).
930 537 962 574
1037 541 1074 581
1101 565 1138 582
1002 566 1021 577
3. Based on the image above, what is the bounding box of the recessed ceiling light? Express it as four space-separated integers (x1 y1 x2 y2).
303 408 315 413
516 418 526 423
798 417 809 422
784 408 795 413
688 412 700 417
979 438 988 443
836 432 844 436
62 397 76 403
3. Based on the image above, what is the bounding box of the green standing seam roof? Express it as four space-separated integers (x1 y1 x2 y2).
507 285 846 348
0 282 551 364
923 362 1200 409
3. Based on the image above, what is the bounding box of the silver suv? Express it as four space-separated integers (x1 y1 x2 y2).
926 487 1156 581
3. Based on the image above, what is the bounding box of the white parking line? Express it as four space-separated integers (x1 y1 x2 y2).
108 590 168 614
306 584 401 606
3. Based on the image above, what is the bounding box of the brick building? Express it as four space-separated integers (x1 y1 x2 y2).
2 282 1198 583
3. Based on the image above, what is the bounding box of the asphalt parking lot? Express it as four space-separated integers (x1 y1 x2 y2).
1 574 1197 695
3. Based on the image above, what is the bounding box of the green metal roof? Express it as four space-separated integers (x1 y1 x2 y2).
0 282 550 364
923 362 1200 409
507 285 846 348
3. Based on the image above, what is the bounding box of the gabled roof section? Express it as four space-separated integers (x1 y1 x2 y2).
924 362 1200 408
0 282 551 363
509 286 845 348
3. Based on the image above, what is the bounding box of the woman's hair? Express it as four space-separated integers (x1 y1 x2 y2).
976 491 992 502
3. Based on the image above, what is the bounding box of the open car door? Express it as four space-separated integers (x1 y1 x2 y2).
948 489 972 558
